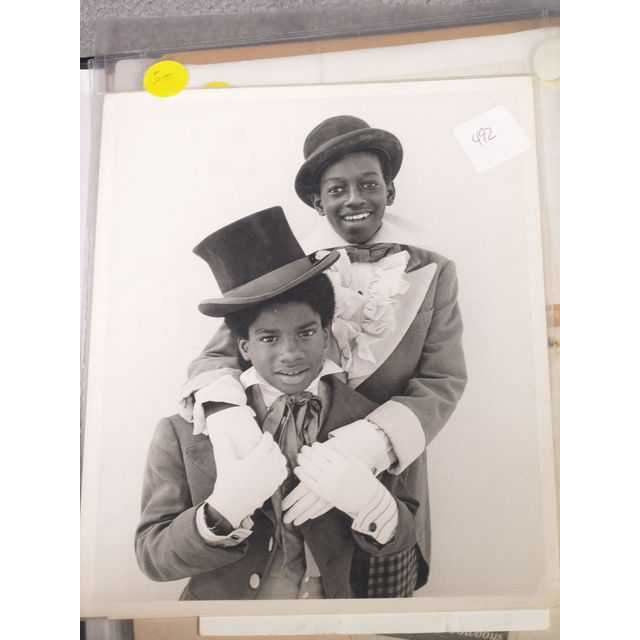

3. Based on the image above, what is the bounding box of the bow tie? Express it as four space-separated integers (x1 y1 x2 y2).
261 392 322 450
284 391 322 415
337 242 406 264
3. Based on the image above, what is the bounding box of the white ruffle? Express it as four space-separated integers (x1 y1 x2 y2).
326 249 410 380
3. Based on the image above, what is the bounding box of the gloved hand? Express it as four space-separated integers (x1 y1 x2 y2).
281 424 392 526
327 419 395 474
207 431 288 527
281 482 332 526
205 405 262 459
293 443 383 519
192 374 248 435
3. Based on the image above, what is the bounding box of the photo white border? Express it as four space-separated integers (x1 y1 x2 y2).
81 77 559 625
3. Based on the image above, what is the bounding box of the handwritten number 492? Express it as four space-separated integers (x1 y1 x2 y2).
472 127 497 145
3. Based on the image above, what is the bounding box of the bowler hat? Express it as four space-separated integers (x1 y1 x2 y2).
195 206 339 317
294 115 403 206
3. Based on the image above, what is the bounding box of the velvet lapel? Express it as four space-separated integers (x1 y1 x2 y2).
316 376 379 443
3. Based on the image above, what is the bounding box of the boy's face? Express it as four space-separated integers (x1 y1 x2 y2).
237 302 329 395
313 151 395 245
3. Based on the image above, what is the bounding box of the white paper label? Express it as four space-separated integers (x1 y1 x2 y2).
454 106 530 172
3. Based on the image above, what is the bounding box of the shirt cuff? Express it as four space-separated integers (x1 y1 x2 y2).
195 504 254 547
178 368 244 423
351 484 398 545
367 400 426 474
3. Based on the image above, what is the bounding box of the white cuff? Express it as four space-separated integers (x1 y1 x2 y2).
195 506 254 547
193 375 249 436
329 420 395 475
351 483 398 545
178 368 244 423
367 400 426 474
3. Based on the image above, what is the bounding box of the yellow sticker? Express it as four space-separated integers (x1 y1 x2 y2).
144 61 189 98
204 81 231 89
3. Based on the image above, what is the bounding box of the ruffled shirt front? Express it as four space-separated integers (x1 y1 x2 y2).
324 249 411 385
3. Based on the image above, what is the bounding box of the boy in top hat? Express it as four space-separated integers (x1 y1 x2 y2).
136 207 428 600
179 116 467 579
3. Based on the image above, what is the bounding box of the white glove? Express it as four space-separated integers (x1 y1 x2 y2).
328 419 395 474
192 374 248 435
281 423 392 526
207 431 288 527
205 405 262 459
294 443 382 519
281 482 332 526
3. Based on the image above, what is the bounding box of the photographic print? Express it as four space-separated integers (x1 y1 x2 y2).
81 76 557 619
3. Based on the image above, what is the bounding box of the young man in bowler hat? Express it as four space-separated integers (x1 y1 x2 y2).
180 116 468 588
136 207 428 599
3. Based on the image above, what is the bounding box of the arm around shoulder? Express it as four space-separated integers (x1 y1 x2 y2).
372 259 468 472
411 258 468 427
186 321 242 380
179 322 246 427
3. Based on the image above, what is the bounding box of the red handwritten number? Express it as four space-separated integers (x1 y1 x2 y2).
472 127 497 145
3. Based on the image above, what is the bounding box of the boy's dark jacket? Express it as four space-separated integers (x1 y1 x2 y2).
136 376 428 600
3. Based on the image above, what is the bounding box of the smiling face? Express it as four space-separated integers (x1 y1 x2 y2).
313 151 395 245
237 301 329 394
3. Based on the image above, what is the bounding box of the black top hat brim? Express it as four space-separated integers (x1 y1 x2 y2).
198 250 339 317
294 128 403 206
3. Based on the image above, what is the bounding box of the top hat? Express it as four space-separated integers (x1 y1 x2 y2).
294 115 403 207
194 206 339 317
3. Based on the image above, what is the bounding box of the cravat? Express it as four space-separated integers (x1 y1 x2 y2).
261 391 323 570
337 242 405 264
262 391 322 496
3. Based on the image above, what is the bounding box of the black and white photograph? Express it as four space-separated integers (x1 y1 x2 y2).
81 76 558 618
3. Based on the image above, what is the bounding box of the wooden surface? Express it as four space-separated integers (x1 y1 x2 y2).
134 620 360 640
165 17 559 65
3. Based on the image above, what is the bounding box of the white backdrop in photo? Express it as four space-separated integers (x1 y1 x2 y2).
81 77 556 613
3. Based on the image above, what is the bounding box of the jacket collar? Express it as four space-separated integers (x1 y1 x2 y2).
316 377 378 442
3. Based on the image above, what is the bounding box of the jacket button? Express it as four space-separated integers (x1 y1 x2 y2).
268 536 274 552
368 522 377 532
249 573 261 590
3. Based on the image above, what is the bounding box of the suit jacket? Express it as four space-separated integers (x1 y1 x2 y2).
136 377 429 600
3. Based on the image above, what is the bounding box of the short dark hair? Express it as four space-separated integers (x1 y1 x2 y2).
224 273 335 339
